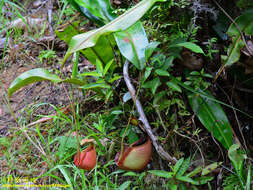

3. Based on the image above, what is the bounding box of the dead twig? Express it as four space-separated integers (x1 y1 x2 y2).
123 60 177 164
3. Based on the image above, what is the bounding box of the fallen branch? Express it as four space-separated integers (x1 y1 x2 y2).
123 60 177 164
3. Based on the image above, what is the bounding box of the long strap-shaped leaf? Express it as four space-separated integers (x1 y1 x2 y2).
63 0 166 63
8 68 85 97
188 90 233 149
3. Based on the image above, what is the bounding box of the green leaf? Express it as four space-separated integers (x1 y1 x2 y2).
171 75 253 119
215 8 253 80
173 158 184 175
96 59 104 75
145 41 160 61
81 71 102 77
79 83 111 89
8 68 62 96
74 0 116 23
143 77 161 94
228 144 246 180
166 81 182 93
201 162 222 176
222 36 244 67
56 21 114 66
57 166 74 190
176 176 197 185
111 110 123 115
246 165 251 190
82 35 115 65
186 166 202 177
193 176 214 185
65 0 104 25
118 181 131 190
187 90 233 149
108 75 121 83
123 171 137 177
174 42 204 54
63 0 166 63
103 59 114 76
176 157 190 177
128 127 139 144
148 170 173 179
227 8 253 37
155 69 170 77
114 21 149 70
141 67 152 85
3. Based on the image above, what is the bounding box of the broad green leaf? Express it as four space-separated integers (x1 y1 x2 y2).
56 22 114 66
8 68 61 96
79 83 111 89
63 0 166 62
227 8 253 37
155 69 170 77
174 42 204 54
82 35 115 65
143 77 161 94
74 0 116 23
114 21 149 70
228 144 246 180
201 162 222 176
166 81 182 93
187 90 233 149
65 0 104 25
148 170 173 179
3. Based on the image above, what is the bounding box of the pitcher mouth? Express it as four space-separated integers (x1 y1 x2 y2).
115 136 151 171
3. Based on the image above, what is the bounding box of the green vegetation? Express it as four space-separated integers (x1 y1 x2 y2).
0 0 253 189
